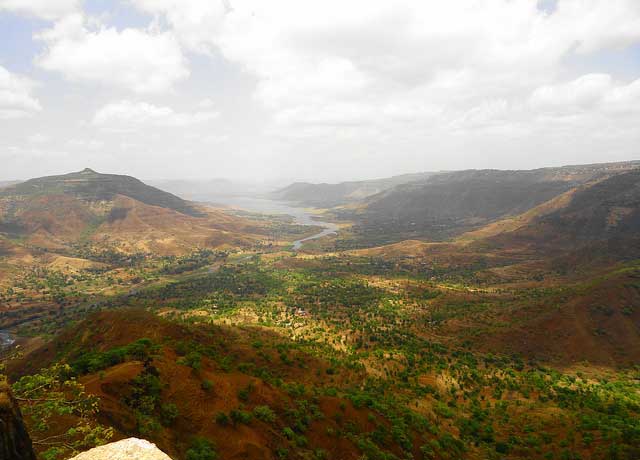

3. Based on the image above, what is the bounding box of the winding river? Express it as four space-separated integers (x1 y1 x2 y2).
210 197 339 250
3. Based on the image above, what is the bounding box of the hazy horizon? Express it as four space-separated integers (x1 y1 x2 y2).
2 157 640 186
0 159 640 191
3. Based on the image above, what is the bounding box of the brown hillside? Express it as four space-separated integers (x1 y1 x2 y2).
11 310 427 460
473 268 640 366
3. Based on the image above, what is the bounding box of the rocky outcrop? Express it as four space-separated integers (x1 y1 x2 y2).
69 438 172 460
0 380 36 460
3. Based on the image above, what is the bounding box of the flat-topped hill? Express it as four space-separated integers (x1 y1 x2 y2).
1 168 201 217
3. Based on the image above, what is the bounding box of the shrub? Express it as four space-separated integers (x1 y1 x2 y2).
186 438 217 460
230 408 253 425
253 405 276 423
160 403 179 426
178 351 202 370
215 412 229 426
201 379 213 392
495 442 509 454
238 383 254 402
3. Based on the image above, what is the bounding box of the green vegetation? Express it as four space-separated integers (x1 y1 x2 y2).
71 338 158 374
11 365 114 460
186 438 217 460
3 187 640 460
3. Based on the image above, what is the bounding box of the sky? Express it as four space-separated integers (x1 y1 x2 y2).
1 0 640 183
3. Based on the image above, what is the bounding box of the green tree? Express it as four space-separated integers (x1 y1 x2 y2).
12 364 113 459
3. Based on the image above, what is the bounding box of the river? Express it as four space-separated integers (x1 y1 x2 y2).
209 197 339 250
0 330 15 348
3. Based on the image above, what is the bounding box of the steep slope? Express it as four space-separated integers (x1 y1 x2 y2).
352 161 640 243
271 172 436 207
536 168 640 242
483 168 640 262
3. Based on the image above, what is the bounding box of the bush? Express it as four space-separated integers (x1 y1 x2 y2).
253 405 276 423
215 412 230 426
186 438 217 460
238 383 254 401
230 408 253 425
160 403 179 426
71 338 157 374
178 351 202 370
201 379 213 392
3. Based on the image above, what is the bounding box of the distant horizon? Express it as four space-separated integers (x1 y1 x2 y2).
2 157 639 187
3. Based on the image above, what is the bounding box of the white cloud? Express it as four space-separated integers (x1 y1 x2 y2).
530 74 640 116
0 65 42 119
27 133 50 144
92 100 219 129
130 0 228 54
36 14 189 93
126 0 640 138
530 74 612 113
0 0 79 20
66 138 104 150
3 0 640 181
197 98 215 109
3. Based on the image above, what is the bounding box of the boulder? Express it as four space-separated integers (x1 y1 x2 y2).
68 438 172 460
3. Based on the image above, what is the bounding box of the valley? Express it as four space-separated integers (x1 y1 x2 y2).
0 164 639 460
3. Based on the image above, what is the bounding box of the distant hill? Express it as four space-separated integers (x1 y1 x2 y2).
538 168 640 241
1 168 201 217
351 161 640 243
271 172 436 207
483 168 640 261
0 169 262 255
0 180 22 190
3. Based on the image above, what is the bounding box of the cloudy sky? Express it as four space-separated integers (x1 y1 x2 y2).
1 0 640 183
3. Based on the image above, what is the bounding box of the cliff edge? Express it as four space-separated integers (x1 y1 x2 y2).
0 380 36 460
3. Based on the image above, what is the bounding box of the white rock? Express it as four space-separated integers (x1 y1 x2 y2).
68 438 172 460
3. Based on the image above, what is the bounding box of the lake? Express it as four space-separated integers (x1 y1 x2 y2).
208 197 339 250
